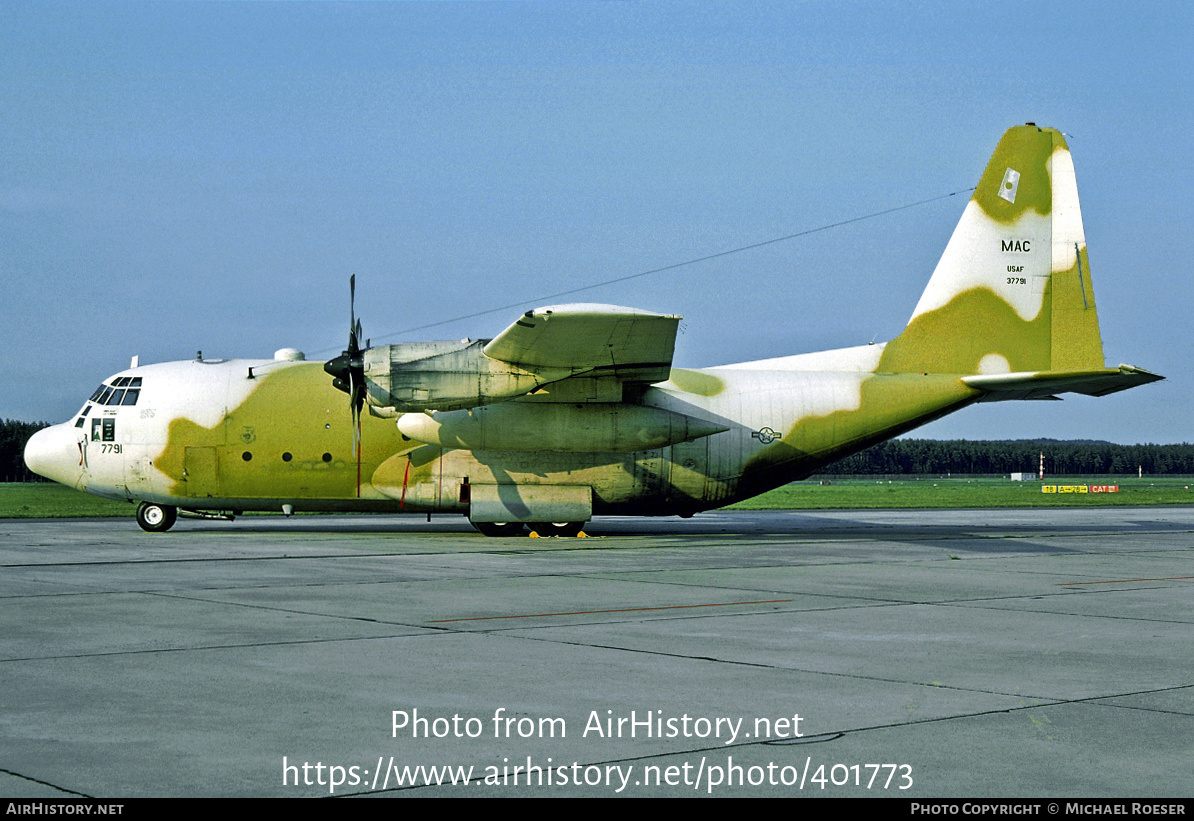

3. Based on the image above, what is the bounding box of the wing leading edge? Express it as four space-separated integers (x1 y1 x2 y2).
484 303 680 383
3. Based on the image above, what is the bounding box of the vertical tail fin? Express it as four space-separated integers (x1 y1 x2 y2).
881 124 1105 376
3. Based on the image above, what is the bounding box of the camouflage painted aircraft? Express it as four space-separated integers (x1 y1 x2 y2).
25 124 1161 535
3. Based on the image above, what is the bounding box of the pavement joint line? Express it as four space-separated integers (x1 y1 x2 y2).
0 767 91 799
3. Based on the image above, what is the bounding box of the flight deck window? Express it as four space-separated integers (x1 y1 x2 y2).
89 380 142 406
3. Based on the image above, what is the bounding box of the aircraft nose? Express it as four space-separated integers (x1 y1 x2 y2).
24 424 84 487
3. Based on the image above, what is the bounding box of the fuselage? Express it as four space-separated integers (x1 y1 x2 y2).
24 345 981 518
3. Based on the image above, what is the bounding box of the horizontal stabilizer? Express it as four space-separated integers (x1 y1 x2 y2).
963 365 1164 402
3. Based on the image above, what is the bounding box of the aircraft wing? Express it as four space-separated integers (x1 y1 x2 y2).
483 304 681 382
963 365 1164 402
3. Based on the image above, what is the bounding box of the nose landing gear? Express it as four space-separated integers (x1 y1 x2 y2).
135 502 178 532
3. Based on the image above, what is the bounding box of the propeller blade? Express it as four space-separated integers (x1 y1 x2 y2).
324 276 367 397
348 275 360 354
353 402 362 458
324 275 367 496
348 370 364 459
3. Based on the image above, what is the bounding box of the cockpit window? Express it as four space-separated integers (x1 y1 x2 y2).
88 380 141 406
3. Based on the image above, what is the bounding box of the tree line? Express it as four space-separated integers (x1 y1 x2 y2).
1 420 49 482
2 419 1191 481
823 438 1194 476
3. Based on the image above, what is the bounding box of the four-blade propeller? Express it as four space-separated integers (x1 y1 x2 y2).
323 276 367 489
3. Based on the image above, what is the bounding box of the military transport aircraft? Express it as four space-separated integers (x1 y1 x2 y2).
25 125 1162 535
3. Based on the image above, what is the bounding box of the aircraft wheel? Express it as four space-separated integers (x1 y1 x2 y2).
471 521 526 537
531 522 584 538
136 502 178 533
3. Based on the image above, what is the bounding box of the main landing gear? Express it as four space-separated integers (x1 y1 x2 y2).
531 522 585 538
471 521 526 537
135 502 178 533
470 521 586 538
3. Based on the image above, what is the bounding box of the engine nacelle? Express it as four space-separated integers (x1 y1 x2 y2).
362 340 571 413
396 402 728 453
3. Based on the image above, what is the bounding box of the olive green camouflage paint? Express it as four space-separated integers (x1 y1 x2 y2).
972 125 1056 223
154 363 409 501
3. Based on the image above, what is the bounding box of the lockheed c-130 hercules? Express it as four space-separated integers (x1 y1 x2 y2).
25 125 1162 535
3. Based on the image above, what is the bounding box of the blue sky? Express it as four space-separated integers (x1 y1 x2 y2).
2 1 1190 443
